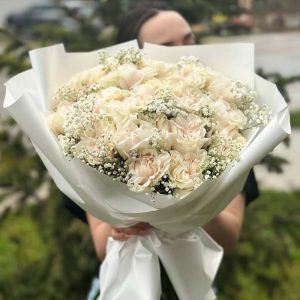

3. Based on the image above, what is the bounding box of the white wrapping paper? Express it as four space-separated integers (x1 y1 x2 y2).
100 228 222 300
3 42 290 299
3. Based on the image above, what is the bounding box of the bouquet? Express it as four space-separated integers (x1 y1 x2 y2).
48 48 269 199
3 41 290 300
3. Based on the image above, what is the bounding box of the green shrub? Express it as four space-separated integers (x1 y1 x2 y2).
291 111 300 128
0 186 96 300
217 190 300 300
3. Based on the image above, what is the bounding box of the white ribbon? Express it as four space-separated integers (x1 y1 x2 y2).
99 228 223 300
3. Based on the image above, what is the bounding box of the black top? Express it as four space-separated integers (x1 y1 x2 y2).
242 168 259 205
64 169 259 224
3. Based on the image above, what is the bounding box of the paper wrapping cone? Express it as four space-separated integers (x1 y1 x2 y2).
3 42 290 299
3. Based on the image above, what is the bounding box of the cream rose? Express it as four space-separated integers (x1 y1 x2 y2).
177 93 213 114
131 83 157 104
114 120 154 159
93 87 129 113
118 63 144 89
208 74 235 102
73 137 102 166
169 150 207 191
148 60 175 78
93 116 116 138
153 116 175 150
214 100 247 130
48 102 72 136
127 149 171 192
180 66 208 90
170 115 208 153
216 126 246 144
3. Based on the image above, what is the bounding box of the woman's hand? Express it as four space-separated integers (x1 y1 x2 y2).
111 222 151 241
87 215 152 260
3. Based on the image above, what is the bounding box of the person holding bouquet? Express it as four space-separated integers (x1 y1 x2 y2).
61 4 259 300
87 4 258 258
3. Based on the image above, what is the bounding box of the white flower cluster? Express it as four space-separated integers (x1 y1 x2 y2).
48 48 270 198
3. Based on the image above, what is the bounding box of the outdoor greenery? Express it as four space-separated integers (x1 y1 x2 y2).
1 190 300 299
290 111 300 128
0 0 300 299
0 185 96 300
217 190 300 300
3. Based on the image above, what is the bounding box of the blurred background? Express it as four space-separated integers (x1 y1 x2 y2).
0 0 299 299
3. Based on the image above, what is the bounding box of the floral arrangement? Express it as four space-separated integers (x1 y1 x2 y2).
48 48 269 198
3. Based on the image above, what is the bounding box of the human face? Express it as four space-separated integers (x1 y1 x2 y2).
138 11 195 47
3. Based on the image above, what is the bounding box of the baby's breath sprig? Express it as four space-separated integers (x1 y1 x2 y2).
189 104 217 135
198 104 214 118
98 153 128 183
232 81 271 130
233 82 257 109
142 88 187 119
54 82 100 108
151 174 175 196
202 117 218 136
63 96 94 139
82 82 101 95
53 86 77 106
98 50 118 71
98 48 144 71
148 129 164 149
58 134 77 157
116 48 143 66
242 103 271 130
177 56 203 68
98 50 109 65
203 136 242 180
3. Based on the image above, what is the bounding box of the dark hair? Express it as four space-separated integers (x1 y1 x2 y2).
116 7 159 46
116 3 170 47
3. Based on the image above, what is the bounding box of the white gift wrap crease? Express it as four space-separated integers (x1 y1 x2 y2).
3 42 290 300
100 228 221 300
99 235 161 300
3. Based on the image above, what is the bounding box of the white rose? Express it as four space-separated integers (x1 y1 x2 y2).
181 66 208 89
140 65 158 81
69 66 106 89
73 137 102 166
170 115 208 153
127 149 171 192
96 99 131 124
152 116 175 150
48 102 72 136
93 116 116 138
227 109 247 129
132 83 156 102
93 87 129 114
114 120 154 159
118 63 143 89
99 71 121 89
169 150 207 191
214 100 247 129
208 74 235 102
148 60 175 78
102 86 129 100
177 94 213 114
138 115 175 151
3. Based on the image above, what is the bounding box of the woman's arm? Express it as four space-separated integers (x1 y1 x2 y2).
202 193 246 253
87 214 113 260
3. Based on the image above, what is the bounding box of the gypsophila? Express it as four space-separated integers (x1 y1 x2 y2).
48 48 271 198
